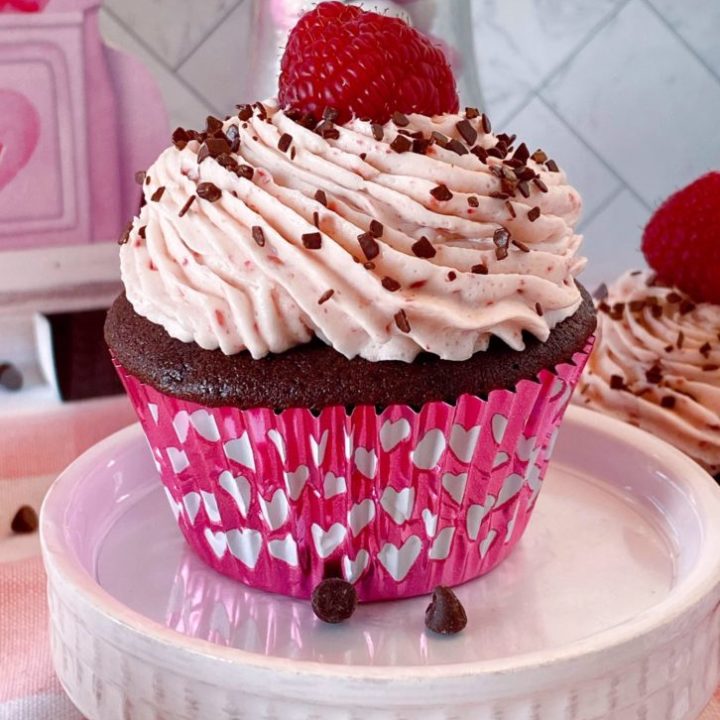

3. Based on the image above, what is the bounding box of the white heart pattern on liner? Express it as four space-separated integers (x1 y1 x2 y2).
527 463 543 505
378 536 423 582
344 432 353 460
284 465 309 501
379 418 411 452
492 451 510 469
429 527 455 560
268 534 299 566
190 410 220 442
348 499 376 536
148 403 159 424
354 447 377 479
311 522 347 558
516 435 537 463
380 486 415 525
172 411 190 443
167 447 189 473
343 550 370 584
491 414 508 444
182 492 201 524
163 487 182 521
267 429 287 463
310 430 329 466
479 529 498 558
546 428 560 458
421 509 437 538
412 428 446 469
441 472 468 505
496 473 525 508
204 528 228 559
323 472 347 499
223 433 256 471
258 489 289 530
506 503 521 542
449 424 481 463
227 528 263 568
549 377 566 401
218 471 251 518
151 447 163 473
201 491 221 523
466 495 496 540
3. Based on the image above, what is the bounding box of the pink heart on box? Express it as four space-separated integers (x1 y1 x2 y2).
0 90 40 192
0 0 49 12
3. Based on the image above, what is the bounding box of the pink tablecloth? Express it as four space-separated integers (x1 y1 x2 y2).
1 397 719 719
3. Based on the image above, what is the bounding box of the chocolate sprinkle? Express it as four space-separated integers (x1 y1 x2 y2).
489 191 509 200
382 277 401 292
302 232 322 249
411 236 436 259
358 233 379 260
369 220 384 238
318 289 335 305
394 309 411 333
425 586 467 635
677 331 685 349
480 113 492 134
276 133 291 153
446 139 469 156
527 206 541 222
447 271 457 281
392 111 410 127
610 374 626 390
546 159 559 172
371 123 384 141
313 210 320 228
471 146 488 163
661 396 676 409
505 200 517 218
467 196 480 208
197 182 222 202
432 131 449 148
251 226 266 247
178 196 196 217
118 220 133 245
471 263 488 274
430 184 453 202
456 119 478 145
390 135 412 153
512 238 530 253
536 302 544 316
11 505 38 534
315 189 328 207
311 578 358 624
533 177 549 193
517 181 531 198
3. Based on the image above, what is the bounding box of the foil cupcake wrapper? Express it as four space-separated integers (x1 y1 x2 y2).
114 337 593 602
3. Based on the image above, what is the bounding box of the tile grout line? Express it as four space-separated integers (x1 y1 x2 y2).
642 0 720 86
173 0 245 72
102 6 224 117
538 94 653 212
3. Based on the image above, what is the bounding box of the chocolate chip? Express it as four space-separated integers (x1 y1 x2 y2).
513 142 530 164
425 586 467 635
465 106 480 119
446 139 469 156
531 149 548 164
205 115 223 135
391 111 410 127
536 302 544 316
411 236 436 259
315 189 328 207
660 396 676 409
512 238 530 252
467 196 479 208
225 124 240 151
254 102 268 120
430 184 453 202
11 505 38 534
178 196 196 217
317 120 340 140
645 365 663 384
311 578 358 624
447 271 457 281
480 113 492 134
505 200 517 218
278 133 293 153
493 227 510 249
533 177 548 193
527 206 541 222
546 159 559 172
382 277 401 292
394 309 411 333
371 123 384 141
456 119 478 146
431 131 449 148
137 225 147 239
650 304 663 319
489 191 509 200
251 226 266 247
390 135 412 153
0 363 23 391
172 127 190 150
302 232 322 249
610 374 626 390
150 186 165 203
237 104 253 121
318 289 335 305
517 181 531 198
703 364 720 372
197 182 222 202
203 137 231 160
358 232 380 260
369 220 384 238
471 263 488 274
118 220 133 245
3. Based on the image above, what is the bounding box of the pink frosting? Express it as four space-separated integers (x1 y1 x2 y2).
578 270 720 474
120 100 586 362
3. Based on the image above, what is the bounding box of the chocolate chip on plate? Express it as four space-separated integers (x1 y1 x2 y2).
0 363 23 391
311 578 358 624
11 505 38 534
425 586 467 635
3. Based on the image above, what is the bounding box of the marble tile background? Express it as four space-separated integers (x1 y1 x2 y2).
99 0 720 290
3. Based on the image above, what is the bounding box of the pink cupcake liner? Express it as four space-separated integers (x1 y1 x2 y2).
113 337 593 602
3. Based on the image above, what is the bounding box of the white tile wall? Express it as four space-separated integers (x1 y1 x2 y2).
99 0 720 285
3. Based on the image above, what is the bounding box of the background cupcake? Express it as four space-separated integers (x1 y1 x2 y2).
578 172 720 477
106 2 596 601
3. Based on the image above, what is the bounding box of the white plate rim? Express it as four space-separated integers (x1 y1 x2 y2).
41 405 720 683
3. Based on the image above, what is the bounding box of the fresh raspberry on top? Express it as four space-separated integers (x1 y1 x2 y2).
278 1 459 125
642 172 720 305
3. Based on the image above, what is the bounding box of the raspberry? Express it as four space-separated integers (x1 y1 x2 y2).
642 172 720 304
278 1 459 125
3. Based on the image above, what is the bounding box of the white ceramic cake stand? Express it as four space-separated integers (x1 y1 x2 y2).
41 406 720 720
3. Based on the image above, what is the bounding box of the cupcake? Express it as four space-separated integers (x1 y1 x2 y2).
105 1 596 602
578 172 720 476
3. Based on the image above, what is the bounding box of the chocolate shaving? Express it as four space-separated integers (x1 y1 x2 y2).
251 226 266 247
392 111 410 127
533 177 549 193
11 506 38 534
447 271 457 281
610 374 626 390
135 170 146 185
679 300 696 315
480 113 492 134
517 181 531 198
371 123 384 141
536 302 544 316
278 133 293 153
471 146 488 163
302 232 322 249
217 153 239 173
358 232 380 260
512 238 530 252
456 119 478 145
382 277 401 292
238 164 255 180
413 138 432 154
369 220 384 238
505 200 516 218
531 149 548 164
118 220 133 245
467 196 480 208
313 210 320 228
700 342 712 358
323 107 339 122
318 289 335 305
430 184 453 202
206 115 223 134
666 291 682 304
197 182 222 202
315 189 328 207
178 195 196 217
471 263 488 275
527 206 541 222
677 331 685 349
650 304 663 319
660 396 676 409
390 135 412 153
394 309 411 333
431 131 449 148
546 159 559 172
138 225 147 239
411 236 436 259
446 139 469 156
513 142 530 163
645 365 663 384
489 191 509 200
465 107 480 119
237 104 253 121
172 127 190 150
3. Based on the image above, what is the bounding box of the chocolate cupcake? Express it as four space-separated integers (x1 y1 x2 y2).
105 3 596 601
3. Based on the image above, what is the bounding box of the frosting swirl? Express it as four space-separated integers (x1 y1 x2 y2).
578 270 720 474
120 100 586 362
